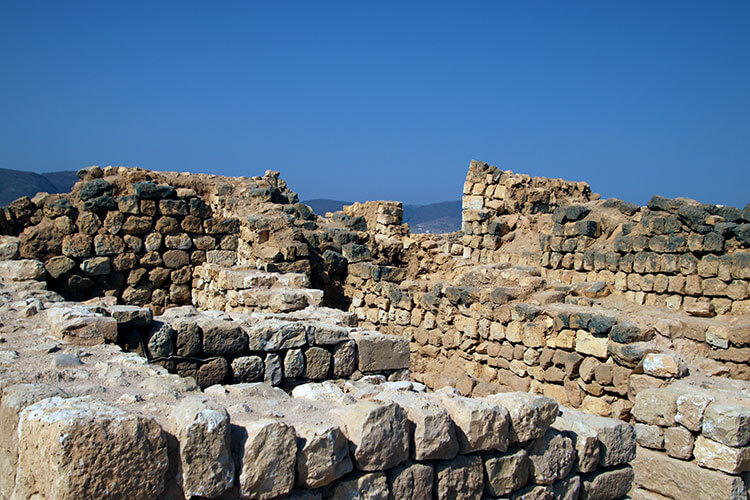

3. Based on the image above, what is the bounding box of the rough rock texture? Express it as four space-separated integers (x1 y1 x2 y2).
13 396 168 500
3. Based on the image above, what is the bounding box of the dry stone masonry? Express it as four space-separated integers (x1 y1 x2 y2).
0 158 748 499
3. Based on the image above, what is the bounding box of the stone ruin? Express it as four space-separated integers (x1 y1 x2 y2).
0 160 747 499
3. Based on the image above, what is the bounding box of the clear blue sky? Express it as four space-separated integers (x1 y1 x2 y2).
1 1 748 207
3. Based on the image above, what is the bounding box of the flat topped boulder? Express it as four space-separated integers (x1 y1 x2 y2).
241 318 308 351
13 396 168 500
46 304 118 345
484 392 559 443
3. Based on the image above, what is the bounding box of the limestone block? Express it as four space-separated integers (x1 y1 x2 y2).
0 236 20 260
675 391 713 432
483 449 529 497
387 462 434 500
350 331 410 373
632 388 681 426
264 353 282 386
433 387 510 453
46 305 118 345
328 472 389 500
168 397 234 498
484 392 558 443
435 454 484 500
294 421 352 488
330 399 409 471
0 383 67 497
555 407 636 468
693 435 750 474
633 446 748 500
242 319 307 351
13 396 168 500
634 423 664 450
575 330 608 359
234 416 296 499
702 402 750 447
526 428 576 485
580 466 633 500
642 352 688 378
664 426 694 460
0 259 45 281
373 390 459 461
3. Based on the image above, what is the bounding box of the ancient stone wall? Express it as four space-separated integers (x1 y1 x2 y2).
540 196 750 317
0 249 636 500
630 378 750 499
461 160 592 261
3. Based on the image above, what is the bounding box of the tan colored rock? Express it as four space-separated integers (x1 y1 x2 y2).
0 259 45 281
693 435 750 474
294 421 352 488
168 397 234 498
555 407 636 468
350 331 410 372
0 383 67 497
553 475 582 500
702 402 750 447
46 305 118 345
526 428 576 485
483 449 529 496
433 387 510 453
435 454 484 500
330 399 409 471
633 446 748 499
642 352 688 378
373 389 458 460
632 388 681 426
387 462 434 500
234 416 296 499
664 426 694 460
484 392 558 443
575 330 608 359
328 471 389 500
580 466 633 500
675 391 713 432
634 423 664 450
13 396 168 500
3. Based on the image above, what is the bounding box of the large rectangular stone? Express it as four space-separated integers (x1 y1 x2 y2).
350 331 410 373
633 446 749 500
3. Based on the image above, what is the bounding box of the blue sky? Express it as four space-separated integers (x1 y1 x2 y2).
1 1 748 207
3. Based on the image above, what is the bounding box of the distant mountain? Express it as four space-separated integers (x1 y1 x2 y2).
0 169 79 206
303 198 462 234
403 201 462 233
41 171 79 194
303 199 352 216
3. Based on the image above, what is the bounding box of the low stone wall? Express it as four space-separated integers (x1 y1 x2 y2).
630 378 750 499
0 256 636 500
2 166 242 312
540 197 750 316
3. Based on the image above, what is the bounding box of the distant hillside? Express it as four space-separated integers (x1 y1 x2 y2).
0 169 79 206
304 199 352 216
303 198 461 234
403 201 462 233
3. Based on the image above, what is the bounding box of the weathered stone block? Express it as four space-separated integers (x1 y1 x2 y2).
168 397 234 497
350 331 410 373
13 396 168 500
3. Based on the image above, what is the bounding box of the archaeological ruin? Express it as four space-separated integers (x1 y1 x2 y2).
0 159 748 499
